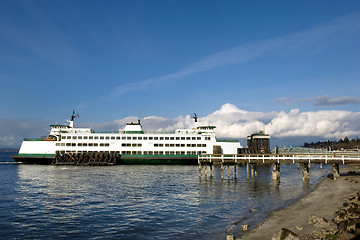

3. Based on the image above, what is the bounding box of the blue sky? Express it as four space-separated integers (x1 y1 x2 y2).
1 0 360 147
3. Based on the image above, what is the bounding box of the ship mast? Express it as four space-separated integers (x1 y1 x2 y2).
69 110 79 128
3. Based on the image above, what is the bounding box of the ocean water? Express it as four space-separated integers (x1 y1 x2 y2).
0 152 332 239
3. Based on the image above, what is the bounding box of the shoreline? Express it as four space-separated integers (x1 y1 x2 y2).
237 164 360 240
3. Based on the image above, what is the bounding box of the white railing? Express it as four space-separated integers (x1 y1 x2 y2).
198 153 360 164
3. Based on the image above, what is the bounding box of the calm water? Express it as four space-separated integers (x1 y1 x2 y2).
0 152 332 239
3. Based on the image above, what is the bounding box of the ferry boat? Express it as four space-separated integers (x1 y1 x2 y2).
12 112 242 164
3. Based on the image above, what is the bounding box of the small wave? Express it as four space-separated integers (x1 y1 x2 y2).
0 162 16 164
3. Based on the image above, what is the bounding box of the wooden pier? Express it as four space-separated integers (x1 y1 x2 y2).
198 152 360 180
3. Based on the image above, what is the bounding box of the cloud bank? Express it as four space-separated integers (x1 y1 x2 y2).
2 103 360 148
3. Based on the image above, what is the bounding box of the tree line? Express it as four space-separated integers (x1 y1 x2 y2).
303 137 360 150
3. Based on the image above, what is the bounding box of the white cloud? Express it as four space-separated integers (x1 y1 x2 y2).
88 103 360 142
2 103 360 148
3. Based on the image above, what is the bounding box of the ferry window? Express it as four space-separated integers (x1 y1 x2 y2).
181 137 185 140
132 143 137 147
197 137 201 140
170 144 174 147
138 137 142 140
121 143 126 147
176 137 180 140
133 137 137 140
154 144 159 147
89 136 93 139
160 137 164 140
105 143 109 147
61 143 65 146
186 137 190 140
148 151 153 154
94 143 98 146
165 151 170 155
202 144 206 147
170 151 174 155
78 143 82 146
62 136 66 140
100 136 104 140
84 136 88 140
100 143 104 147
165 137 169 140
111 137 115 140
94 136 99 140
197 144 202 147
154 137 158 140
165 144 170 147
127 137 131 140
149 137 153 140
56 143 60 146
144 137 148 140
83 143 87 147
116 137 120 140
181 151 185 155
72 143 76 146
138 143 142 147
154 151 159 155
78 136 82 140
192 137 196 140
170 137 174 140
159 151 163 155
176 144 180 147
159 144 163 147
181 144 185 147
72 136 77 139
67 136 71 139
105 136 110 140
89 143 93 147
187 144 191 147
143 151 148 155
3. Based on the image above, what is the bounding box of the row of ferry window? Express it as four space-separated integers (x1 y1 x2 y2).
56 142 207 148
58 150 206 155
121 143 206 147
61 136 210 141
121 151 206 155
56 143 110 147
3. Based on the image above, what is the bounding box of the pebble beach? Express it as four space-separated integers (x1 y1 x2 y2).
238 164 360 240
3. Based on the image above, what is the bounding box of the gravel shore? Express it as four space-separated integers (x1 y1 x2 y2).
238 164 360 240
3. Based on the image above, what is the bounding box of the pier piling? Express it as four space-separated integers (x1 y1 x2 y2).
272 163 280 180
302 163 310 181
198 152 360 182
333 163 340 180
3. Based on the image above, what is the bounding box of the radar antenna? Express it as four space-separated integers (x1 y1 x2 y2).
192 113 198 122
71 110 79 121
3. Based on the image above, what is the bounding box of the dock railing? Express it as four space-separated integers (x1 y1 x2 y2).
198 152 360 181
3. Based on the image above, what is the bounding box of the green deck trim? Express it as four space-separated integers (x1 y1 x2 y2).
24 138 47 141
123 131 145 134
16 153 56 157
217 139 239 142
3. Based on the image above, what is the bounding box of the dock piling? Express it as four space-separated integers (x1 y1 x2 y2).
332 163 340 180
302 163 310 181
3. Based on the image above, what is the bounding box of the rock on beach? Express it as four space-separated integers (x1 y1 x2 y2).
238 165 360 240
